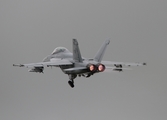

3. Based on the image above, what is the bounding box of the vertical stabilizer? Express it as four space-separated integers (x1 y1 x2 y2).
94 39 110 62
73 39 83 62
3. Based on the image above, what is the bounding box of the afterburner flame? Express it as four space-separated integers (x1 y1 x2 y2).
98 64 105 72
89 64 95 71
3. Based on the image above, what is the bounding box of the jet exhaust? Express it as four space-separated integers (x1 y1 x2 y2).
97 64 105 72
87 63 105 72
87 64 97 72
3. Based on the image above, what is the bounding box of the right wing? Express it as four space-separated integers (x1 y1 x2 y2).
105 66 132 72
102 61 146 72
102 61 146 67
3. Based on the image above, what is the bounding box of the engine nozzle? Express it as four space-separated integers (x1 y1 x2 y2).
87 64 97 72
87 63 106 73
97 64 105 72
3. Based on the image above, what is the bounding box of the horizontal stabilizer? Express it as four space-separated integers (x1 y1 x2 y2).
64 67 87 72
64 67 87 74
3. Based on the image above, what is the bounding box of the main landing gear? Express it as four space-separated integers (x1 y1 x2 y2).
68 74 77 88
68 80 74 88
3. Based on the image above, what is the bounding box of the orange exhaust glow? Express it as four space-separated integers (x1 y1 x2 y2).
89 65 95 71
98 64 105 72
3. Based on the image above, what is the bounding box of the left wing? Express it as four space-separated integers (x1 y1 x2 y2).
13 59 73 68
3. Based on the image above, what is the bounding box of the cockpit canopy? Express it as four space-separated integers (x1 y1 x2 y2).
51 47 69 55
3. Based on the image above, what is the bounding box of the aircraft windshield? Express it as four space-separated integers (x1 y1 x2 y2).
51 47 69 55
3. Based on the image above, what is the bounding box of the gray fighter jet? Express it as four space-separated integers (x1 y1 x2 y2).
13 39 146 88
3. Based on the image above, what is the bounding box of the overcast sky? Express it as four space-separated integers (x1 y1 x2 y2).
0 0 167 120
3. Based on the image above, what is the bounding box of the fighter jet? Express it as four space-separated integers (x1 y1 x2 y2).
13 39 146 88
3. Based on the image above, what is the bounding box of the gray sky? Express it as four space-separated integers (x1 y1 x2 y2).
0 0 167 120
